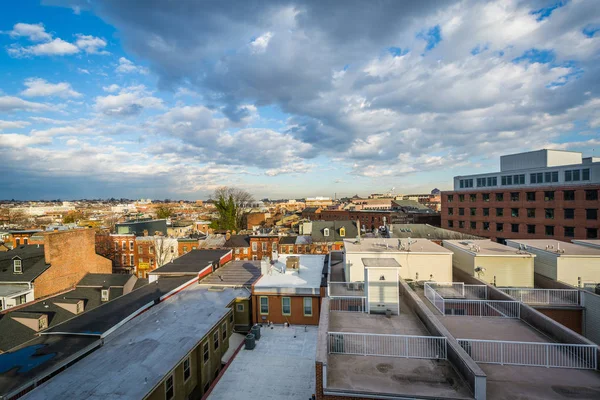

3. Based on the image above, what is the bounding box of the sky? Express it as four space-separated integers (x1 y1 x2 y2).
0 0 599 200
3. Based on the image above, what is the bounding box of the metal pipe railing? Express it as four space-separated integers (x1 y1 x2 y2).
329 332 447 360
457 339 598 370
329 296 366 312
499 288 579 305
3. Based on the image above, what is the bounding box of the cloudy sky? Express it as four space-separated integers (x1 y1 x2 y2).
1 0 599 200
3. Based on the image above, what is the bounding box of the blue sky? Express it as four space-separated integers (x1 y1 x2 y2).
0 0 599 200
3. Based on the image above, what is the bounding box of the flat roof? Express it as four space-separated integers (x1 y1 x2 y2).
150 249 231 275
0 284 31 297
506 239 600 257
343 238 452 255
207 325 318 400
25 285 248 400
572 240 600 250
199 260 261 287
361 258 401 269
391 224 482 240
253 254 325 293
444 240 536 257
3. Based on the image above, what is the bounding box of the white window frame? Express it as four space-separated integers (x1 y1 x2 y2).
13 259 22 274
259 296 269 315
101 289 109 302
340 227 345 237
183 357 191 383
303 297 313 316
165 374 174 400
324 228 330 237
262 242 267 252
252 242 257 252
213 330 219 350
282 297 291 316
121 241 126 250
129 241 134 251
129 254 134 266
272 242 277 251
122 254 126 265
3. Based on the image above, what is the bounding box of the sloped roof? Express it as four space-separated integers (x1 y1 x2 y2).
224 235 250 248
77 273 134 288
151 249 231 275
0 246 48 283
200 260 261 287
311 220 358 242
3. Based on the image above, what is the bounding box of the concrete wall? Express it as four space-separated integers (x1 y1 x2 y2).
582 290 600 346
557 257 600 287
366 267 399 315
35 229 112 299
346 252 452 283
475 256 534 287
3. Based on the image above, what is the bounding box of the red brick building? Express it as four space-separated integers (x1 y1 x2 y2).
249 235 279 260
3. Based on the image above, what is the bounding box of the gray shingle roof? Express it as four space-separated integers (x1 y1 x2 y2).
0 246 48 283
223 235 250 248
310 221 358 242
151 249 231 275
200 260 261 287
77 273 133 288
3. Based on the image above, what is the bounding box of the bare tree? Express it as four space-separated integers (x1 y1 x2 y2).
212 187 254 230
153 236 177 267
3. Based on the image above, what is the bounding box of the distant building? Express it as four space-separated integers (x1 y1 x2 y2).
305 197 333 207
115 219 168 236
223 233 251 260
442 149 600 242
249 235 279 260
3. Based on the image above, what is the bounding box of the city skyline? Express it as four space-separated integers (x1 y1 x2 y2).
1 0 599 200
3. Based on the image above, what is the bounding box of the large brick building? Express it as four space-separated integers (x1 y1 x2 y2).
442 149 600 243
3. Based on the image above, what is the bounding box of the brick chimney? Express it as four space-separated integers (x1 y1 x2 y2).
226 231 231 241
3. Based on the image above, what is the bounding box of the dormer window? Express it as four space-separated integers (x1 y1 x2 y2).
13 258 22 274
340 227 346 237
101 289 109 302
324 228 330 237
39 317 48 330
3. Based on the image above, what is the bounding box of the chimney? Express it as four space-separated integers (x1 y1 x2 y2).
226 231 232 241
143 230 149 237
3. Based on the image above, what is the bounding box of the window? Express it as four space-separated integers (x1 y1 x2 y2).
564 227 575 238
530 173 543 184
340 227 346 237
260 296 269 314
545 225 554 236
564 190 575 201
324 228 330 237
138 245 142 253
262 242 267 252
203 342 209 363
235 248 240 254
544 191 554 201
483 208 490 216
183 357 191 382
573 169 580 181
496 223 503 232
165 375 174 400
129 241 133 251
243 248 248 255
447 195 454 202
586 190 598 201
272 242 277 251
101 289 109 301
587 209 598 220
470 194 477 202
526 192 536 201
496 208 504 217
150 258 154 266
222 322 227 341
511 224 519 233
304 297 313 316
470 208 476 216
15 294 26 305
39 317 47 330
582 168 590 181
587 228 598 239
282 297 291 315
122 241 126 250
501 175 512 186
483 222 490 231
459 179 474 188
129 255 134 265
482 193 490 202
459 221 465 229
565 170 572 181
511 208 519 217
13 259 22 274
496 193 504 201
252 242 257 252
477 178 486 187
213 331 219 350
183 246 188 253
526 208 535 218
237 303 244 312
122 254 126 265
527 224 536 234
564 208 575 219
149 246 154 254
15 238 19 246
448 207 454 216
545 209 554 219
229 313 234 324
23 238 28 245
458 208 465 216
447 220 454 228
459 194 465 202
470 221 476 230
510 192 519 201
115 242 118 251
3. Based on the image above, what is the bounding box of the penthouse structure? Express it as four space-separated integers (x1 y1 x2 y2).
442 149 599 242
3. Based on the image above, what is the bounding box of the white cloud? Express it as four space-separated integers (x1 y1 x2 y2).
8 38 80 57
74 34 109 54
102 84 120 93
0 96 52 112
8 23 52 41
250 32 273 54
0 120 30 130
21 78 82 98
0 133 52 148
77 68 90 74
94 85 163 116
115 57 149 74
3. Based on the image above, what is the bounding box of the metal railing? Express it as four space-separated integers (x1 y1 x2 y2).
426 282 465 297
329 296 366 313
443 300 520 318
464 284 487 299
458 339 598 370
329 332 447 359
424 283 446 314
499 288 579 305
328 281 365 297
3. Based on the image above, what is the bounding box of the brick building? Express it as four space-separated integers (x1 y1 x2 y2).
249 235 279 260
224 233 251 260
95 233 137 274
8 230 41 248
442 149 600 243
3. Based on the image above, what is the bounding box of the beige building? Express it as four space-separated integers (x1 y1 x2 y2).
443 240 535 287
342 238 453 283
506 239 600 287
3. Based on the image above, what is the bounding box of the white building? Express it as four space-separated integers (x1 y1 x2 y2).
342 238 453 283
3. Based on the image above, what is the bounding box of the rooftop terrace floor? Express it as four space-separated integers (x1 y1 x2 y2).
208 325 317 400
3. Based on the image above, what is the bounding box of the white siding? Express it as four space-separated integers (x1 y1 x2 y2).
557 257 600 287
366 268 399 315
345 252 452 283
506 241 558 280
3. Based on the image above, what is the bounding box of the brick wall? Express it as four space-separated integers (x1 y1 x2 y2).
34 229 112 299
249 237 279 260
